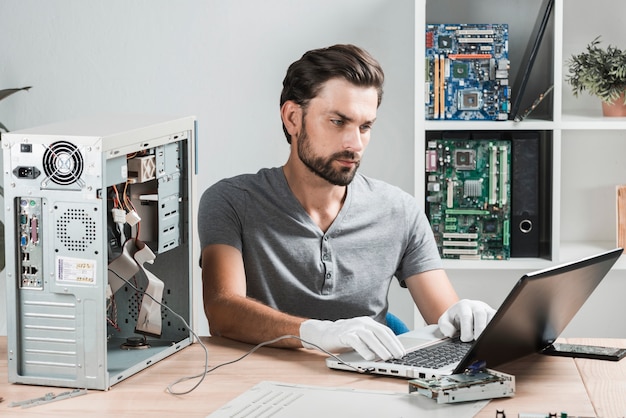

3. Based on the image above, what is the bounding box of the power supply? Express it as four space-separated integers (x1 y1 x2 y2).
2 114 197 390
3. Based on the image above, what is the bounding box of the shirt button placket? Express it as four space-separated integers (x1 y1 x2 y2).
321 235 333 295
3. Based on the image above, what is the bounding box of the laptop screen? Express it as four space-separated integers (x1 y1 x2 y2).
454 248 623 373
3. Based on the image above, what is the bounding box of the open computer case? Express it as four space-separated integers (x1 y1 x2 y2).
2 114 196 390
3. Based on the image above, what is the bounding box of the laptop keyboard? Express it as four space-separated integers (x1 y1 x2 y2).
384 338 471 369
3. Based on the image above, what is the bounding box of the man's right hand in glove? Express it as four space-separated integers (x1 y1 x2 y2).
299 316 406 361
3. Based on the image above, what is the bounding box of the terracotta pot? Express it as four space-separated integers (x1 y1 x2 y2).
602 92 626 116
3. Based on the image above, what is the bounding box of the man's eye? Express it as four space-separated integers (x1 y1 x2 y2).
331 119 344 126
360 124 372 132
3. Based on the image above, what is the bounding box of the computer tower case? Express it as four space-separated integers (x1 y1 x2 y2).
2 114 196 390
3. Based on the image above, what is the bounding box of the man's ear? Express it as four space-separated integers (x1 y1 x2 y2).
281 100 302 138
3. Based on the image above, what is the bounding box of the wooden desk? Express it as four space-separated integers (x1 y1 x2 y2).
1 336 625 417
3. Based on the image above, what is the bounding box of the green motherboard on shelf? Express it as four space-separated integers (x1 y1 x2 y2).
426 134 511 260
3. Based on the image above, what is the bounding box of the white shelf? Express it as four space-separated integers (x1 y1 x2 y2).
441 258 554 271
424 119 555 131
417 0 626 268
561 111 626 130
413 0 626 338
441 241 625 271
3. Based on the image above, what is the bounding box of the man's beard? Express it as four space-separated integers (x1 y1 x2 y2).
296 124 360 187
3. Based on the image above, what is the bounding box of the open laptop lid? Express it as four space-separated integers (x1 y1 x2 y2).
453 247 623 373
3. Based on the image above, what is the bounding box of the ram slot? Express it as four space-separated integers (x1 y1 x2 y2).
439 55 446 118
446 179 454 208
489 145 497 205
433 55 439 119
499 145 508 206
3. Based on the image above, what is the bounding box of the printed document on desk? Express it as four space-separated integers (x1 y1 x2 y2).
207 381 488 418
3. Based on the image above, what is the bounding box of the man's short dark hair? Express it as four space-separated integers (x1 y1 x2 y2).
280 44 385 143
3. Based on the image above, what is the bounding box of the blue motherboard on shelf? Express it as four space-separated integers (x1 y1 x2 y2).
425 23 510 121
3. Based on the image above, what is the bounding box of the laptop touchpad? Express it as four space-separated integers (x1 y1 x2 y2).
397 336 434 350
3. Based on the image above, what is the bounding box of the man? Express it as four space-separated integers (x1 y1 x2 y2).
198 44 495 361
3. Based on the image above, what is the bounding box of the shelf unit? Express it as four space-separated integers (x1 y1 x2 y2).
415 0 626 271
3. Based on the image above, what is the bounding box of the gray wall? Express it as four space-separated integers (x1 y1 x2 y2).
0 0 416 335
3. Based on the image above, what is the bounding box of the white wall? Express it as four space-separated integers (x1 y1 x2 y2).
0 0 416 335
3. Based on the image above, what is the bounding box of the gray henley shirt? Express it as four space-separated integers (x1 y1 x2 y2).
197 167 442 323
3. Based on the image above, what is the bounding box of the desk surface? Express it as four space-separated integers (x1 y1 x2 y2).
1 335 625 417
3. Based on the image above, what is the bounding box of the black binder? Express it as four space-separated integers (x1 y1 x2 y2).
511 132 541 257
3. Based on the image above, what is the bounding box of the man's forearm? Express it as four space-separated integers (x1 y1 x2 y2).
204 294 305 348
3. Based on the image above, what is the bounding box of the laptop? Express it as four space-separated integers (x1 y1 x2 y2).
326 248 623 379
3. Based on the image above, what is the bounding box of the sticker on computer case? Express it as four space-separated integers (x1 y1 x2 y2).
56 256 97 284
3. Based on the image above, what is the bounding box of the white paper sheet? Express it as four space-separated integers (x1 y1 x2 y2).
207 381 488 418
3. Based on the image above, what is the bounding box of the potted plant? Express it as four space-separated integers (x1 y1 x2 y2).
565 36 626 116
0 86 31 132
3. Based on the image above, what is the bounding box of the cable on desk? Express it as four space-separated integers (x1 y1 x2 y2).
108 269 209 395
109 270 371 396
198 334 371 375
164 334 373 395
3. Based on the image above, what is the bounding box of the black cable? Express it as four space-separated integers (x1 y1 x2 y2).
200 334 371 375
108 269 371 396
107 268 208 395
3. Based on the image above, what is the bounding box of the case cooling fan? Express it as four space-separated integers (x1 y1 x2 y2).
42 140 84 186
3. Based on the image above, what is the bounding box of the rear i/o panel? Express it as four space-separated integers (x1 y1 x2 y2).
17 198 43 289
425 23 510 121
426 133 511 260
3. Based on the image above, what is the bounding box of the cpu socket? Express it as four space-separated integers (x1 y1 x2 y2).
454 149 476 170
458 89 482 110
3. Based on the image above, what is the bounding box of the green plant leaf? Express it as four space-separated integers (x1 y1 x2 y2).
1 86 32 132
565 37 626 104
0 86 32 102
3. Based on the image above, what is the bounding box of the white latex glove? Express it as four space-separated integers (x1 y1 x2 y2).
437 299 496 342
299 316 406 361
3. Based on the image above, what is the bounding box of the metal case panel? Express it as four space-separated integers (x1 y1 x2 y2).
2 115 195 390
